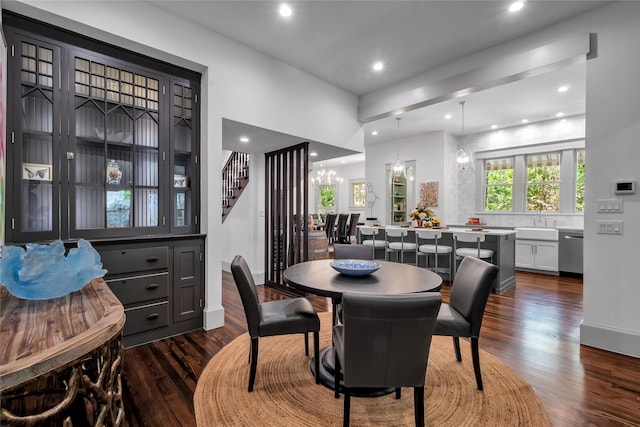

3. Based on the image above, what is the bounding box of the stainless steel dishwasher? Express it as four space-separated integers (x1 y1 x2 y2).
559 229 584 275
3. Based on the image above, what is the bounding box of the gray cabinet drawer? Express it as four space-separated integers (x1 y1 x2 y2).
107 273 169 306
124 301 169 336
100 246 169 275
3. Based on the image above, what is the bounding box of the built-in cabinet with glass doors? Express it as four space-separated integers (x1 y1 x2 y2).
4 13 203 346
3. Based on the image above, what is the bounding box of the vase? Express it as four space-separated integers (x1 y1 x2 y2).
416 219 423 228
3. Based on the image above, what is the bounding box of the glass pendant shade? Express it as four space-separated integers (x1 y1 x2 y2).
456 101 474 171
456 147 473 170
391 157 407 179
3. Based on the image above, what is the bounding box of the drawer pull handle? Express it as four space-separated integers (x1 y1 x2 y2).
146 284 159 290
146 313 160 321
147 256 160 262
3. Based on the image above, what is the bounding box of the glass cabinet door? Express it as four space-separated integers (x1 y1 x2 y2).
172 82 198 232
13 38 61 241
71 55 163 238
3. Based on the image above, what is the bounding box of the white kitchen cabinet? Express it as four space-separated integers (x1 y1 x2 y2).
516 240 558 272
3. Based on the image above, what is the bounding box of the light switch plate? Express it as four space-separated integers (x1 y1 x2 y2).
597 220 624 234
596 199 623 213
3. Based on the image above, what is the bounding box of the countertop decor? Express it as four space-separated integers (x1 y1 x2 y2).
0 239 107 300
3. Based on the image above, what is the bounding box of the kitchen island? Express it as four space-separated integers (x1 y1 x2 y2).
358 226 516 293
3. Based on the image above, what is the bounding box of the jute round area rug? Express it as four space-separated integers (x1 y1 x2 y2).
195 313 550 426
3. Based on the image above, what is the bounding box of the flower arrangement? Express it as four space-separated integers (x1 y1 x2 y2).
409 205 438 227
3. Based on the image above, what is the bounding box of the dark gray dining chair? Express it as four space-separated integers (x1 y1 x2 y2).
346 213 360 243
231 255 320 392
333 243 374 260
434 256 499 391
336 213 350 243
333 292 442 427
325 213 338 243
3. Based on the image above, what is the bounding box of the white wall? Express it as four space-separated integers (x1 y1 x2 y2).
5 0 361 331
579 2 640 357
365 132 447 225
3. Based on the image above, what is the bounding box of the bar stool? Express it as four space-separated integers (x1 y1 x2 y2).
415 229 453 281
385 227 417 263
453 231 494 278
357 226 386 260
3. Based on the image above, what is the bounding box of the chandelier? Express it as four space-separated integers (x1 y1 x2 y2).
456 101 474 171
311 162 343 187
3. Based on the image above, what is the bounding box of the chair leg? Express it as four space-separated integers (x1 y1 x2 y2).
395 387 401 399
304 332 309 356
334 348 341 399
453 336 462 362
314 331 320 384
248 337 259 392
471 337 483 391
343 390 351 427
414 387 425 427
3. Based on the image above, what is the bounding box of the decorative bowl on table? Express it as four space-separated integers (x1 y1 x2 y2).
330 259 381 276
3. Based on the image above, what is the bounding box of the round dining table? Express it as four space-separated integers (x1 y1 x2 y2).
283 258 442 395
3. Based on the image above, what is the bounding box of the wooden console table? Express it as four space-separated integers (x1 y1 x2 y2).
0 278 126 426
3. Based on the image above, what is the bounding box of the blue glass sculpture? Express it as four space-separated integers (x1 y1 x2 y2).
0 240 107 300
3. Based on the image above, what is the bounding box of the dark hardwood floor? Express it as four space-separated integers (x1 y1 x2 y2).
122 270 640 426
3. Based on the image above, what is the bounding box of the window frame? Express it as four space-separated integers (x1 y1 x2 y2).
525 152 561 212
475 141 585 215
483 157 514 212
349 179 366 209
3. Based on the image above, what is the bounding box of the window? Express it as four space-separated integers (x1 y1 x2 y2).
526 152 560 212
576 150 585 212
484 158 513 211
351 181 366 208
319 185 336 211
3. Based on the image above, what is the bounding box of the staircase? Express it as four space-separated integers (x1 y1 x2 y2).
222 152 250 222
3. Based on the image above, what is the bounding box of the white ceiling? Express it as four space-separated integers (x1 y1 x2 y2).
149 1 602 159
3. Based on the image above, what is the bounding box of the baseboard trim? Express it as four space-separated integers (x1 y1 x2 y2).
580 321 640 358
203 305 225 330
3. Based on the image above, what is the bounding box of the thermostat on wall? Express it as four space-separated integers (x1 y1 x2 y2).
615 180 636 194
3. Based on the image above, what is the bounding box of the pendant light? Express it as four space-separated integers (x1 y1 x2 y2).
391 117 407 180
455 101 474 171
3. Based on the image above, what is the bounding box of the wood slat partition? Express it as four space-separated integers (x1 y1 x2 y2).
264 142 309 288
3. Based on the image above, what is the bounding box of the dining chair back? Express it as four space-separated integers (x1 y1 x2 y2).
324 214 337 243
434 256 499 391
333 292 442 427
231 255 320 391
336 214 350 243
385 227 417 263
415 229 453 280
346 213 360 243
333 243 374 260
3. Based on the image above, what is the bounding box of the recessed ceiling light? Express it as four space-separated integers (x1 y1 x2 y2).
279 3 292 17
556 112 564 117
491 124 498 130
372 61 384 72
239 136 249 143
310 152 318 157
561 119 567 123
508 1 524 13
371 130 378 136
444 114 452 120
557 85 569 93
521 119 529 124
